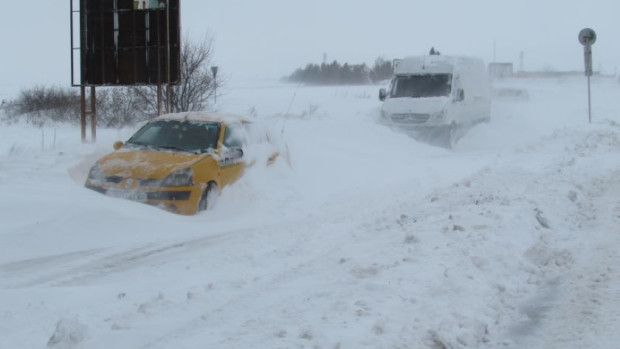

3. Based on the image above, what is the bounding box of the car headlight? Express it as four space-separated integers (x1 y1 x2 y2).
432 109 447 121
87 163 105 183
161 168 194 187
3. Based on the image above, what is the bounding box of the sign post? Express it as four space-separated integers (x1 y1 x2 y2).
211 66 219 105
578 28 596 123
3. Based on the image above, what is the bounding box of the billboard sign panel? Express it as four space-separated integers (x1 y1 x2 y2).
77 0 180 86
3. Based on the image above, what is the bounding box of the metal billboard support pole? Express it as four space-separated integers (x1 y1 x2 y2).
166 0 171 113
80 86 86 142
90 86 96 141
157 84 162 116
79 86 96 142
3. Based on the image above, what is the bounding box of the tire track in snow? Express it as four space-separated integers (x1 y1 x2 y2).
120 216 370 348
0 228 254 289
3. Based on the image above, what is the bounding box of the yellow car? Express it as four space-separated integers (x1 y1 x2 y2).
85 112 275 215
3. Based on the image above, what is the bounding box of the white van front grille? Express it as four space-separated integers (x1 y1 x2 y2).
390 113 431 124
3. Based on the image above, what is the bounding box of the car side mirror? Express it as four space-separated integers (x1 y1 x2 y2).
379 88 387 101
456 89 465 102
223 147 243 158
113 141 124 150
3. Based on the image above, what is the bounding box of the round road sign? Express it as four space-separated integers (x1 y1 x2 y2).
579 28 597 46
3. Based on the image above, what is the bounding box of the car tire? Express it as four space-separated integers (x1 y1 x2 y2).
198 182 217 212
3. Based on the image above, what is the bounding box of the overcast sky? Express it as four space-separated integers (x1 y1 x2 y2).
1 0 618 97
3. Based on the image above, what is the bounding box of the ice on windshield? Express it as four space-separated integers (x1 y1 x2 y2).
390 74 452 98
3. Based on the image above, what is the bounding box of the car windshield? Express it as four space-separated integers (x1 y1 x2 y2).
126 120 220 153
390 74 452 98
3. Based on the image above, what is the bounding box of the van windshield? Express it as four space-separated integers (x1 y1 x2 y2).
390 74 452 98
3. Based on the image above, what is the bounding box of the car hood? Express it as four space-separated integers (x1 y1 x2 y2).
97 148 209 179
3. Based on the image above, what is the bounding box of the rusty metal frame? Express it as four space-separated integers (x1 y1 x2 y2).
79 86 96 142
70 0 181 142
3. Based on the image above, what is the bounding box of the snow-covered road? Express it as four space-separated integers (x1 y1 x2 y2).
1 76 619 348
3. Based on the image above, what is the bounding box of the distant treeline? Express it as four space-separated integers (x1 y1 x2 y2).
287 58 394 85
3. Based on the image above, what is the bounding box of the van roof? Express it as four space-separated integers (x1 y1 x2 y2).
394 55 484 75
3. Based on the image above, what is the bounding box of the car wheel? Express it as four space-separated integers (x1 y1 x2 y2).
198 182 217 212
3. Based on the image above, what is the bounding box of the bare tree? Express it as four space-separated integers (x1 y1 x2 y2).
3 34 221 126
4 86 81 125
95 88 149 127
134 33 222 114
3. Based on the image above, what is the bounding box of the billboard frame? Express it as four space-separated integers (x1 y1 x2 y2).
70 0 181 141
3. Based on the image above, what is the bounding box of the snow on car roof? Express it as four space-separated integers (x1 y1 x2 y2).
153 111 248 124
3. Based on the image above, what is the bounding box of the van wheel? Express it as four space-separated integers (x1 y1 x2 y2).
198 182 217 212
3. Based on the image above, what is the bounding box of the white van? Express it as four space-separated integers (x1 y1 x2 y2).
379 55 490 147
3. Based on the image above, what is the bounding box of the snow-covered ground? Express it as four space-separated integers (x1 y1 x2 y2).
1 76 619 348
